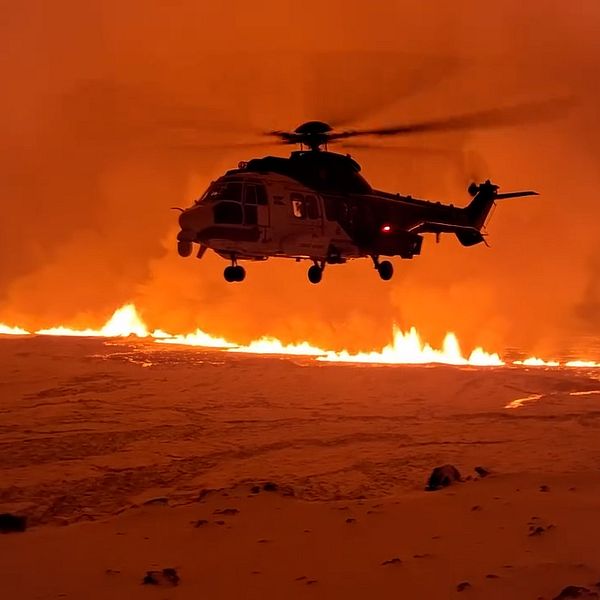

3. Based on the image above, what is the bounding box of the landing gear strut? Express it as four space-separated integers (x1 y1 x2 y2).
224 256 245 283
307 260 325 284
371 256 394 281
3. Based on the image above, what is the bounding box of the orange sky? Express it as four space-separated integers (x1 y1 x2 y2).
1 0 599 356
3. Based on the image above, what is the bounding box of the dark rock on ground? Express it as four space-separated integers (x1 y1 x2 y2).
142 568 180 586
213 508 239 516
263 482 279 492
474 466 491 478
193 519 209 527
0 513 27 533
553 586 599 599
345 517 356 524
381 557 402 566
540 485 551 492
250 485 261 494
425 465 462 491
457 581 471 592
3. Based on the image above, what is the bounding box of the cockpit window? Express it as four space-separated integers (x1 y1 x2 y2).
196 181 243 205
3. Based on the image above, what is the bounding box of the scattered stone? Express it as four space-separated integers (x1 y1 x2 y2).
529 526 546 537
193 519 209 528
552 586 598 599
214 520 226 525
257 538 271 543
471 505 482 512
569 487 577 492
263 482 279 492
456 581 471 592
295 575 307 581
250 485 261 494
425 465 462 491
413 553 432 559
303 529 311 533
306 579 318 585
213 508 239 516
251 571 261 575
142 568 180 586
540 485 551 493
381 557 402 566
475 466 491 478
486 574 500 579
105 569 120 575
0 513 27 533
142 497 168 506
345 517 357 524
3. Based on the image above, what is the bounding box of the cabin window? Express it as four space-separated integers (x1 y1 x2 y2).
245 204 258 225
291 193 305 218
255 185 268 205
304 195 320 219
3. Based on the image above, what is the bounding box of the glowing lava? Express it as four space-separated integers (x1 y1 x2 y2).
36 304 152 338
229 337 327 356
317 326 504 366
1 303 598 368
157 330 236 349
0 324 30 335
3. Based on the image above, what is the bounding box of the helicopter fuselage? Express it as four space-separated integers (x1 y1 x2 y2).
176 151 534 283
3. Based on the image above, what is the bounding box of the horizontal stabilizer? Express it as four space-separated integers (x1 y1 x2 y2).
495 190 538 199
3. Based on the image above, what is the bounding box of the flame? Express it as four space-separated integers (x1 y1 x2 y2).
156 329 236 348
317 326 504 366
36 304 150 338
0 324 30 335
0 303 598 368
228 337 327 356
513 357 561 367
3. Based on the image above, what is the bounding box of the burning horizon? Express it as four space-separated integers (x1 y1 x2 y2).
0 1 599 357
1 304 597 368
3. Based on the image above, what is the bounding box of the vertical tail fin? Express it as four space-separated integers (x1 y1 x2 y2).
465 180 538 229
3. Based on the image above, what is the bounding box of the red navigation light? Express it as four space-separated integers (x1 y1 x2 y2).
381 224 392 233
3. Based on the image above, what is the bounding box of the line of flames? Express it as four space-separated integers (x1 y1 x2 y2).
0 304 598 368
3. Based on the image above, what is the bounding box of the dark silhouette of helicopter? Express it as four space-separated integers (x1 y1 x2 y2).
176 100 568 284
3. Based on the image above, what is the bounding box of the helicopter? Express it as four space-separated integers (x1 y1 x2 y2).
175 103 558 284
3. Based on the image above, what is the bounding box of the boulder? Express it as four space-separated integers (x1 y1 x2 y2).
0 513 27 533
425 465 462 491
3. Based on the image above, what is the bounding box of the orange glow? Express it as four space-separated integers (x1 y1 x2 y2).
1 304 598 369
318 326 504 366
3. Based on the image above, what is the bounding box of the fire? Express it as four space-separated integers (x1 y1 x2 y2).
36 304 150 338
0 324 30 335
157 330 235 348
513 357 561 367
228 337 327 356
0 303 598 368
317 326 504 366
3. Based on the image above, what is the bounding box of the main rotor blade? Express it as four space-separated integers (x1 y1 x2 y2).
329 97 575 140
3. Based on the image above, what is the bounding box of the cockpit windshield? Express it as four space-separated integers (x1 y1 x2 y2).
195 181 243 205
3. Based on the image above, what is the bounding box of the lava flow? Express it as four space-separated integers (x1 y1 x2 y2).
0 304 599 368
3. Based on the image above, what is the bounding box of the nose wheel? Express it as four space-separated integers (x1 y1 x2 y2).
224 265 246 283
371 256 394 281
307 262 325 284
177 240 193 258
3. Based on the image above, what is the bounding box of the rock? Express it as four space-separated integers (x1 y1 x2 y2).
142 497 168 506
193 519 209 527
457 581 471 592
142 568 180 586
0 513 27 533
540 485 551 492
486 574 500 579
471 505 482 512
263 482 279 492
425 465 462 491
250 485 261 494
381 557 402 566
213 508 239 516
552 586 599 599
474 466 491 478
345 517 357 524
529 526 546 536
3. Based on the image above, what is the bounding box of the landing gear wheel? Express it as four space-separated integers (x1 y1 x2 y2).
308 265 323 284
233 265 246 282
177 240 193 258
224 265 246 283
377 260 394 281
224 266 237 282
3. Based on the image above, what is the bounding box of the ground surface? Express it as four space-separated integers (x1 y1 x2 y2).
1 337 600 599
